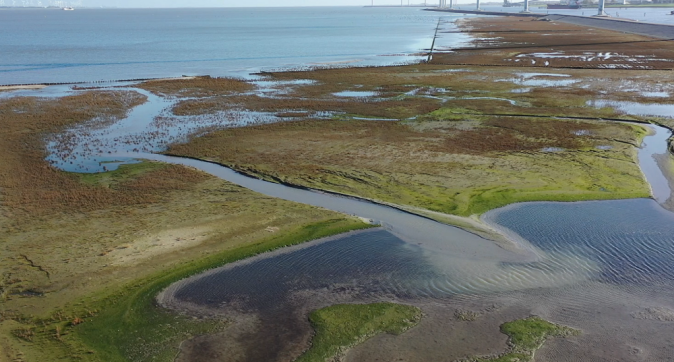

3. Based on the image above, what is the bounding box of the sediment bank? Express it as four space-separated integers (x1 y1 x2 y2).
2 13 674 362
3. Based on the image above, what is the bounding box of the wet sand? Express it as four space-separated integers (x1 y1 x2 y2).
163 250 674 362
158 198 674 362
0 84 46 91
348 283 674 362
171 288 673 362
10 12 671 362
150 16 674 362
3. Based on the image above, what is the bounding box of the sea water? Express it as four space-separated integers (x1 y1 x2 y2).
0 6 468 85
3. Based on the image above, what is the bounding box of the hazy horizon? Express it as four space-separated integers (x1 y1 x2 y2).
0 0 480 8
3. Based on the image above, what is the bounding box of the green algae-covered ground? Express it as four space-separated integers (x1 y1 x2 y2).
296 303 422 362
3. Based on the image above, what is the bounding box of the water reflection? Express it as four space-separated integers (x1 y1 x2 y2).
36 81 674 300
485 199 674 286
45 89 285 173
589 99 674 118
26 68 674 343
171 230 431 313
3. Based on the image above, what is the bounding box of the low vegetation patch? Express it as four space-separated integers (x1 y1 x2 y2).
138 75 253 98
4 219 370 362
433 17 674 70
0 92 370 361
462 316 580 362
73 161 168 187
167 116 649 216
295 303 422 362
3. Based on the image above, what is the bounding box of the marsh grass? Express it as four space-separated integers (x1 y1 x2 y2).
167 117 649 216
0 91 372 361
433 17 674 70
138 76 253 98
173 93 442 119
8 219 370 362
467 316 580 362
0 91 163 224
296 303 421 362
501 317 579 352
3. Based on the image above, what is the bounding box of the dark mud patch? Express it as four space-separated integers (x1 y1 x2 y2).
348 282 674 362
161 229 435 362
346 300 521 362
162 196 674 362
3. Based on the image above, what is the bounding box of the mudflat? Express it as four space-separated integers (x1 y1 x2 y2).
0 91 368 361
156 16 674 362
2 15 674 362
165 17 674 218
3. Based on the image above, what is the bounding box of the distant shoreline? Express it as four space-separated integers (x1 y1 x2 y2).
0 75 197 88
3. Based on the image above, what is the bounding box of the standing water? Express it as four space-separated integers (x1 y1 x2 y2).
0 7 469 85
4 7 674 359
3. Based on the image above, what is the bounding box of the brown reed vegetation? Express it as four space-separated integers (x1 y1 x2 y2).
0 91 357 361
167 116 629 161
241 95 442 119
169 62 673 121
0 91 203 224
173 93 442 119
137 75 253 97
432 17 674 70
167 116 649 216
437 116 605 154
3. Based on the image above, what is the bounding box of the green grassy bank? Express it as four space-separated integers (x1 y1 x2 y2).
9 218 371 362
467 316 580 362
296 303 422 362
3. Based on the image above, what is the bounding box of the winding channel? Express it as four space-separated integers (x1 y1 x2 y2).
38 85 674 294
45 88 633 295
11 83 674 360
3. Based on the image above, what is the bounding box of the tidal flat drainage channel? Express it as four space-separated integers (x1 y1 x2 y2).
110 151 530 263
632 123 671 203
115 140 674 297
140 150 610 300
149 119 674 328
41 87 674 295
